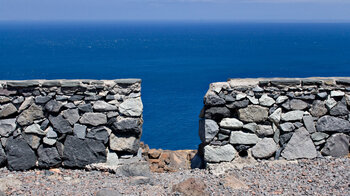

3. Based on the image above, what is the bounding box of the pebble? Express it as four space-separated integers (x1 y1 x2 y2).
0 158 348 195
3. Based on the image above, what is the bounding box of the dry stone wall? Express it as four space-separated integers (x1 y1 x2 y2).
198 77 350 164
0 79 143 171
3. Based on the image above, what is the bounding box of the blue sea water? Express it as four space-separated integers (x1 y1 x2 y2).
0 22 350 150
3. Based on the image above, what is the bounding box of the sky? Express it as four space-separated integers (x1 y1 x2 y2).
0 0 350 22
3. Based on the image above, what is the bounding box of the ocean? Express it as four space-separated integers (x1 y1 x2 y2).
0 22 350 150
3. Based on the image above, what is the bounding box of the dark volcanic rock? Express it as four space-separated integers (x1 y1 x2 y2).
109 117 142 134
198 119 219 143
0 145 6 166
321 133 349 157
37 145 62 168
329 101 349 116
204 107 230 121
49 115 73 134
204 94 225 106
78 104 93 112
35 96 51 104
63 136 106 168
5 137 37 171
45 100 63 113
281 128 317 160
316 115 350 133
226 99 249 109
86 127 110 144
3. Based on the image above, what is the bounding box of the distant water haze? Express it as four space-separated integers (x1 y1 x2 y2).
0 22 350 149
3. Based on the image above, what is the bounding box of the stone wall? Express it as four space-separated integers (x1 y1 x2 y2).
0 79 143 171
198 77 350 164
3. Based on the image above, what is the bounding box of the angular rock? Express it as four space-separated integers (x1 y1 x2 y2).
236 93 247 101
43 137 57 146
311 132 329 141
78 103 93 112
316 115 350 133
109 116 142 134
247 96 259 104
281 111 304 121
238 105 268 123
243 123 258 133
256 125 274 136
281 127 317 160
63 102 76 109
86 127 110 144
24 124 46 135
37 145 61 168
259 94 275 107
252 85 264 92
303 115 316 134
119 97 143 117
204 107 230 120
93 101 118 112
0 96 11 104
280 132 294 146
73 124 86 139
40 119 50 130
230 131 260 145
45 100 63 113
325 96 337 110
35 96 51 104
5 137 37 171
321 133 349 157
330 91 345 97
251 138 278 159
45 127 57 138
204 93 225 106
198 119 219 143
289 99 308 110
270 80 300 86
317 92 328 100
49 115 73 134
226 99 249 109
17 104 44 126
0 118 16 137
62 108 80 125
219 118 243 130
0 145 6 166
109 133 139 153
204 144 236 163
63 136 106 168
68 95 84 101
7 80 39 88
22 133 41 149
330 101 349 116
269 108 282 124
0 103 17 118
276 96 288 104
309 100 328 117
79 113 107 126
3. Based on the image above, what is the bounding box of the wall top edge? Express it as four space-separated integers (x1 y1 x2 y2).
225 77 350 87
0 78 142 88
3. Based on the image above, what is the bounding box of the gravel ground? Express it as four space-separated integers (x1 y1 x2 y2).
0 157 349 196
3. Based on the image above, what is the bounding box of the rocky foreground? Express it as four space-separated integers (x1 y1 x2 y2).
0 157 349 196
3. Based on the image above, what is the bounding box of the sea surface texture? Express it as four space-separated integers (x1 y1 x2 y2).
0 22 350 150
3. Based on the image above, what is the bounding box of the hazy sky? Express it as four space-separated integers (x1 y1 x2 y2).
1 0 350 22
